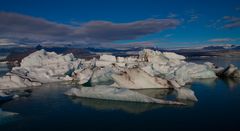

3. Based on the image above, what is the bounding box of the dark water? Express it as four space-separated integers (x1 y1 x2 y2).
0 63 9 76
1 57 240 131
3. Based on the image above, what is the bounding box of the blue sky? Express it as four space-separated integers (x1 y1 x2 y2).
0 0 240 48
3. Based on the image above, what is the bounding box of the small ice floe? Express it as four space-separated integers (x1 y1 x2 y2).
65 86 184 105
221 64 240 78
205 62 240 78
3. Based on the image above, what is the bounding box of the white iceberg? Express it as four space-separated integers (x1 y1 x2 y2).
0 49 218 90
0 48 224 104
221 64 240 78
205 62 240 78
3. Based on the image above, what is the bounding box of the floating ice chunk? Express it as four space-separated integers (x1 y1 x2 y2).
206 63 240 78
218 64 240 78
204 62 225 75
65 86 184 105
232 70 240 78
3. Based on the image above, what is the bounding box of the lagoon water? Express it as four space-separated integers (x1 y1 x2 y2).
0 62 9 76
1 57 240 131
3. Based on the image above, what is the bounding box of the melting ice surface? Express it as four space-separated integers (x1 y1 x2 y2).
0 57 240 131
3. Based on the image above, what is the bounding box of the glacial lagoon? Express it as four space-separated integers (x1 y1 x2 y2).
0 57 240 131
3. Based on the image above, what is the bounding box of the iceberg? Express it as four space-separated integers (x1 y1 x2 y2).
204 62 225 75
221 64 240 78
0 48 228 104
205 62 240 78
0 49 217 90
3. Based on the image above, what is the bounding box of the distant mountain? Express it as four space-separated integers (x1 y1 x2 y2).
166 44 240 51
201 44 238 50
1 44 240 65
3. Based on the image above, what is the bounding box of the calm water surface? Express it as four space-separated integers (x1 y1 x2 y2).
0 57 240 131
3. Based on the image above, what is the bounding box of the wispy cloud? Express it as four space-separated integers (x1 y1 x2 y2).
223 16 240 29
208 38 237 43
164 34 173 38
236 7 240 11
187 15 199 23
76 19 180 41
0 12 180 46
167 13 177 18
103 41 155 48
209 16 240 29
184 9 199 23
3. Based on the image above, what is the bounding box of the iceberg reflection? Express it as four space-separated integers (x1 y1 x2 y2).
222 78 240 90
67 87 195 114
70 97 186 114
0 108 19 126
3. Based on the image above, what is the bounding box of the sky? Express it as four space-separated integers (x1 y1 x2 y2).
0 0 240 48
